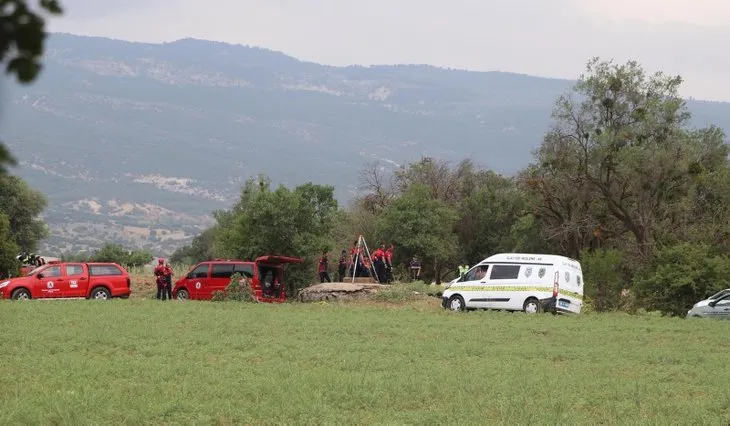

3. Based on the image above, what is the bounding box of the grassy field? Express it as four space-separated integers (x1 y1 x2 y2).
1 294 728 425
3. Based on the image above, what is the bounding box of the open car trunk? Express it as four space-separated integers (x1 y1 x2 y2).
255 255 303 265
254 255 303 303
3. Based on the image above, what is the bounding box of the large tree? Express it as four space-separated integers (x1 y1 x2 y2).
215 177 338 292
524 57 728 259
0 174 47 251
0 213 20 276
376 183 458 283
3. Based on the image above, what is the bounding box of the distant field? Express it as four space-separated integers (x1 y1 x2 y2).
0 298 728 424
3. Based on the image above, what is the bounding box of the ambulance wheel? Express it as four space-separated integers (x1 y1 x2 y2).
176 288 189 300
11 288 31 300
447 295 465 311
523 297 541 314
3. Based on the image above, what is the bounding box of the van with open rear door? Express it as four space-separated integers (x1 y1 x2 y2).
172 255 302 302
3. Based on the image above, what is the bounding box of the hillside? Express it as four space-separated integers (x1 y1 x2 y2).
0 33 728 256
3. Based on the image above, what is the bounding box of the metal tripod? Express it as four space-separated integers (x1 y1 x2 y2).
350 234 379 283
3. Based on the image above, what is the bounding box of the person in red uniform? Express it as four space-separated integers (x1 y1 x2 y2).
385 244 394 284
154 259 166 300
361 253 372 278
318 251 331 283
163 262 173 300
371 244 386 284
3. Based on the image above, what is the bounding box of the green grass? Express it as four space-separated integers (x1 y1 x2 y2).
0 300 728 425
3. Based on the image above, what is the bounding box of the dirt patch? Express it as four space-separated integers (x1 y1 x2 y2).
296 282 389 302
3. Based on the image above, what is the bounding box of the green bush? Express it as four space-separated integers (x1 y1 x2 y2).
633 242 730 316
211 273 255 302
581 248 631 312
86 243 153 267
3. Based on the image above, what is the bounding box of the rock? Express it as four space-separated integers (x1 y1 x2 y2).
296 282 389 302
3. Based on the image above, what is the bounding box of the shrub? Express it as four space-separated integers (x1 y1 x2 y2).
581 248 631 312
211 273 255 302
633 242 730 316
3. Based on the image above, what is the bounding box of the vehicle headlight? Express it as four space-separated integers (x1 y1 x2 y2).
0 280 9 289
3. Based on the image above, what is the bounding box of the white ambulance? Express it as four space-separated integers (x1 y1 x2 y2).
440 253 584 314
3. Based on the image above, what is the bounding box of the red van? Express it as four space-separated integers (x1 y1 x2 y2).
0 262 132 300
172 256 302 302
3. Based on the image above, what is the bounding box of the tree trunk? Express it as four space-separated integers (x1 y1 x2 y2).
434 259 442 285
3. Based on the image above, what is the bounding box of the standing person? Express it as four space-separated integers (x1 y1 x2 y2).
337 250 348 282
409 256 422 281
318 251 331 283
385 244 394 284
350 240 359 277
164 262 173 300
154 258 166 300
372 244 386 284
458 261 470 280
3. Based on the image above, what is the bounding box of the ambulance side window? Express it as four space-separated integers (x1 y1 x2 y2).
463 265 489 281
489 265 520 280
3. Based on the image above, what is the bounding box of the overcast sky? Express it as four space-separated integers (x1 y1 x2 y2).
47 0 730 102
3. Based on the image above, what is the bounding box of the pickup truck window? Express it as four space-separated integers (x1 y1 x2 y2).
89 265 123 276
42 266 62 277
66 264 84 275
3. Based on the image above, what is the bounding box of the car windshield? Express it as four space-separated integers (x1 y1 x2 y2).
709 289 730 300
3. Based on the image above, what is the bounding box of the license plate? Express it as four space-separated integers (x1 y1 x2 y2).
558 300 570 309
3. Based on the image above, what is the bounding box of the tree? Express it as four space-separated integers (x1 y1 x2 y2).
633 243 730 316
356 161 396 215
91 243 153 267
376 184 458 283
0 174 47 251
394 156 469 204
456 170 538 262
0 0 65 172
215 177 338 293
526 58 728 259
0 213 20 277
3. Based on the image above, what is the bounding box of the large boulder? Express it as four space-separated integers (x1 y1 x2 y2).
296 282 389 302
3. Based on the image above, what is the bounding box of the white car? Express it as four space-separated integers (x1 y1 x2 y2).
686 289 730 319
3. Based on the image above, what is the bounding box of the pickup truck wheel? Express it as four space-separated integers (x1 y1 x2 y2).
11 288 31 300
176 288 189 300
89 287 111 300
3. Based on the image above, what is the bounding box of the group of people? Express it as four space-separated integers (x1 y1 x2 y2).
318 241 395 284
153 258 174 300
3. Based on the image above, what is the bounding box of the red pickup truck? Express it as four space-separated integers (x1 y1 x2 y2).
0 262 132 300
